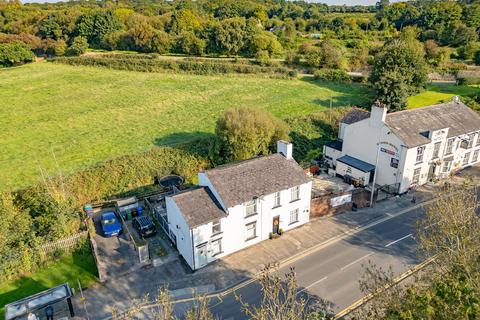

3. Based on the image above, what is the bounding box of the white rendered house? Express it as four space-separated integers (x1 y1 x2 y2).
324 98 480 194
166 141 312 271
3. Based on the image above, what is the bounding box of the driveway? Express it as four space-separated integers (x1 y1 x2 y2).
92 210 137 281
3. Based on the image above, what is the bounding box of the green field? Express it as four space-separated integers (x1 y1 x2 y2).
0 62 372 191
0 251 98 320
408 84 480 109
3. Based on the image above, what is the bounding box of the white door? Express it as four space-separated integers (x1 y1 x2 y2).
197 244 207 268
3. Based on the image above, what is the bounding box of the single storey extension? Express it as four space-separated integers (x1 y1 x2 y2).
166 141 312 271
324 98 480 194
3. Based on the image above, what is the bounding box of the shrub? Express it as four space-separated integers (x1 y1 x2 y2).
66 37 89 56
314 68 350 83
0 41 34 67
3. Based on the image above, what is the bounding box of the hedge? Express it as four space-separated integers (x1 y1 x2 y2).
457 76 480 85
51 56 296 78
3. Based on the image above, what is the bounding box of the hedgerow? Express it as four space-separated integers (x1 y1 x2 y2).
50 55 296 78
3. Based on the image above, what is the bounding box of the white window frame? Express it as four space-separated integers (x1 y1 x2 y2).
463 152 471 165
412 168 421 185
289 209 299 225
432 142 441 159
445 138 454 155
212 220 221 235
211 238 222 256
416 146 425 163
442 160 452 173
245 200 257 217
290 186 300 202
245 221 257 241
273 192 281 208
473 149 480 163
467 133 475 149
476 132 480 147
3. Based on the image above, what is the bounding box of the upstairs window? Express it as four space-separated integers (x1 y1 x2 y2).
245 200 257 217
477 133 480 147
273 192 281 208
290 186 300 202
416 146 425 163
432 142 441 159
467 133 475 149
445 138 454 155
212 220 221 235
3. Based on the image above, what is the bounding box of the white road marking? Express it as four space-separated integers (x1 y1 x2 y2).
385 233 413 247
340 252 374 271
297 276 328 295
385 212 394 217
424 222 437 230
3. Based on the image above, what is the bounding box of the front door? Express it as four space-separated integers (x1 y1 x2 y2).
428 164 436 181
272 216 280 234
197 244 207 268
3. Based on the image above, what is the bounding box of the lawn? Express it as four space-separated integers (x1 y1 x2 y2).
0 62 372 191
408 84 480 109
0 251 98 320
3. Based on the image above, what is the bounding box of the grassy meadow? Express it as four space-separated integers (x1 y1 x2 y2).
0 250 97 320
408 83 480 109
0 62 372 191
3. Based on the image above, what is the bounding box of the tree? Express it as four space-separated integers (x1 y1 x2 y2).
213 17 246 56
76 10 121 47
175 31 205 56
0 41 34 67
65 36 88 56
212 107 289 163
369 38 428 111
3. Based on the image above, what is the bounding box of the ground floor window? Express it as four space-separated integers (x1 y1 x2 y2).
245 221 257 241
463 152 471 165
289 209 299 224
211 239 222 256
412 168 421 184
473 150 480 163
442 160 452 173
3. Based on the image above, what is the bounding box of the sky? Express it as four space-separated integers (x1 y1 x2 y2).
23 0 398 6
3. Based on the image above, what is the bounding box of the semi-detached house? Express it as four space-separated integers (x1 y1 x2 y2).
166 141 312 271
324 98 480 194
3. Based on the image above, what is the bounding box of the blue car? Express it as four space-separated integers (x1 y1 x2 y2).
100 211 122 237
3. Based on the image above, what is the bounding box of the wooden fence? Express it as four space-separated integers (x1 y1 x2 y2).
40 231 88 253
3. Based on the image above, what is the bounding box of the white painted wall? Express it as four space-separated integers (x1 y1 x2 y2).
323 146 342 167
335 161 370 185
172 175 312 270
165 197 194 269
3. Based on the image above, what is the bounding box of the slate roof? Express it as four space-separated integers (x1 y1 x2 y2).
171 187 227 228
341 107 370 124
204 153 311 209
337 155 376 172
325 139 343 151
385 101 480 148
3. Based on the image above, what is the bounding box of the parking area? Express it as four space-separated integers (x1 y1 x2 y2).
92 209 137 281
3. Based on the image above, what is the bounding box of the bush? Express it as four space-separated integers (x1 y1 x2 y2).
0 41 34 67
66 37 89 56
313 68 351 83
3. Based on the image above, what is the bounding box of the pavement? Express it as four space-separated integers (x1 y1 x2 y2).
74 165 480 319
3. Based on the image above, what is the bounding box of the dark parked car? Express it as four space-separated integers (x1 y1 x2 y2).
132 216 157 238
100 211 122 237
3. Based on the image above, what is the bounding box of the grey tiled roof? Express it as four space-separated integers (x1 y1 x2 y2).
204 153 311 208
341 107 370 124
325 139 343 151
171 187 227 228
385 101 480 147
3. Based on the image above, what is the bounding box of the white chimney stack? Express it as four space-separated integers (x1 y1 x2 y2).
370 102 387 128
277 140 293 159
